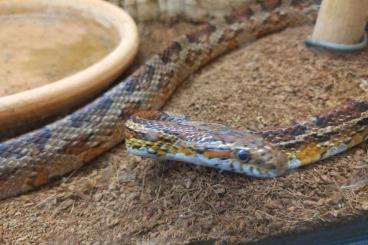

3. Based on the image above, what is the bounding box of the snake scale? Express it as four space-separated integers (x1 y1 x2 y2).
1 1 366 200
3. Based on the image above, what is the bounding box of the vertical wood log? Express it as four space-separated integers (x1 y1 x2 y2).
311 0 368 45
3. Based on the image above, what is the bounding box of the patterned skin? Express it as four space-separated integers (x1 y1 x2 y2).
126 112 289 177
0 1 331 199
126 100 368 177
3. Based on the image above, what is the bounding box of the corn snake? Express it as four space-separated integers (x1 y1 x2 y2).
3 1 365 200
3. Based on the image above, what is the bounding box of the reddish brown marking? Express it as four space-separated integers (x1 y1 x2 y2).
260 124 307 143
82 146 109 162
255 12 289 38
203 150 231 159
218 29 240 48
120 104 142 119
28 168 49 187
314 100 368 128
260 0 282 11
82 128 124 162
227 38 239 50
155 69 175 90
63 135 95 155
295 143 322 165
159 41 182 64
186 24 217 43
225 6 254 24
184 49 204 67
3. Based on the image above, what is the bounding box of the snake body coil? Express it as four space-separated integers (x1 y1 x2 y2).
1 2 364 200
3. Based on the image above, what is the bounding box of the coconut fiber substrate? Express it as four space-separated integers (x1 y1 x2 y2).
1 20 368 244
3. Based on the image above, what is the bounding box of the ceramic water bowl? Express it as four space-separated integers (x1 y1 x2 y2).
0 0 138 137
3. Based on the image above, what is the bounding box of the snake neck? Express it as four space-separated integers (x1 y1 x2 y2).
126 99 368 177
258 100 368 169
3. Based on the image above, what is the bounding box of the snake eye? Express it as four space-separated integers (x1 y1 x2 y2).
236 149 250 161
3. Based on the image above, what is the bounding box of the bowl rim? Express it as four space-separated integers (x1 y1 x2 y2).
0 0 138 133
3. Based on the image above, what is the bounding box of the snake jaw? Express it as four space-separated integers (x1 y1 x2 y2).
248 146 289 177
227 143 289 177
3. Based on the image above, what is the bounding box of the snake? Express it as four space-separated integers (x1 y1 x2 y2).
1 1 366 200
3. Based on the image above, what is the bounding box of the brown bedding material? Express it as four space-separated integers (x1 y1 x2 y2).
1 22 368 244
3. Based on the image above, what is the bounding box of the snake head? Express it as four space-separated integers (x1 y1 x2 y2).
125 111 289 178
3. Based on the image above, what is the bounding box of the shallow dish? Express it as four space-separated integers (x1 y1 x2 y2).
0 0 138 136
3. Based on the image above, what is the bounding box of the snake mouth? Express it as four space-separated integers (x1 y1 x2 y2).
126 138 289 178
126 147 286 178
